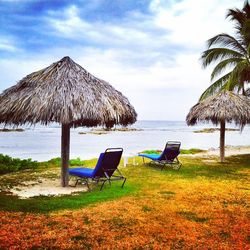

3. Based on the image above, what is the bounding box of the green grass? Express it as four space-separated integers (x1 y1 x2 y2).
0 152 249 214
0 182 138 213
180 148 206 154
139 148 206 155
140 149 162 154
136 153 250 182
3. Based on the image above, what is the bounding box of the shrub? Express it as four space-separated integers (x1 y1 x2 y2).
180 148 206 154
140 150 162 154
47 157 61 166
0 154 38 174
69 157 85 166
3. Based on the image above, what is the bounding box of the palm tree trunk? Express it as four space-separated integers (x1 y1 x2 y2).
220 120 225 162
61 124 70 187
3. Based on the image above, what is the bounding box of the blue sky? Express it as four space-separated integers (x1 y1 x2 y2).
0 0 243 120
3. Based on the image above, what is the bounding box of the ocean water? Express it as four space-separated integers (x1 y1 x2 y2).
0 120 250 161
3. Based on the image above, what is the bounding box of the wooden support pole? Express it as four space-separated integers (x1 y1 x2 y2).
220 120 225 163
61 124 70 187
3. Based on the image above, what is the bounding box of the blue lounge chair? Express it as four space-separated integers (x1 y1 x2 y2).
138 141 182 170
68 148 126 190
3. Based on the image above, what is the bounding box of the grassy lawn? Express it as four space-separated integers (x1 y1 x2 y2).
0 153 249 249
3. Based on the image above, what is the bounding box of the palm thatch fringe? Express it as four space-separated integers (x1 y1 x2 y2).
246 88 250 97
0 56 137 128
186 90 250 127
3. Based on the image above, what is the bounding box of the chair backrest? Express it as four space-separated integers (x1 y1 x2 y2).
159 141 181 161
93 148 123 178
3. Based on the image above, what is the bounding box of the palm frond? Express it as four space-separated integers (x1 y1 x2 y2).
201 48 244 68
241 20 250 46
199 72 231 101
226 60 250 93
226 9 245 28
206 33 247 53
210 58 243 81
226 0 250 27
226 1 250 45
224 75 236 91
243 1 250 18
199 1 250 101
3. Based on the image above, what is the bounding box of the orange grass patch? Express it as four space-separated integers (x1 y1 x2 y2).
0 156 249 249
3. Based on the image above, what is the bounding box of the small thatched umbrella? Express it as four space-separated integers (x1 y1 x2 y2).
186 90 250 162
0 56 137 186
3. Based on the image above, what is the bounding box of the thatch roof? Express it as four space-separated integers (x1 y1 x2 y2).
0 56 137 128
246 88 250 97
186 90 250 127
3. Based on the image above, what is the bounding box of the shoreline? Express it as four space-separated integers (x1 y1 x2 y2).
0 144 250 161
1 121 250 161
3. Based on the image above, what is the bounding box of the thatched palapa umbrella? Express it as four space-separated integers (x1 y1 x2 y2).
0 56 137 186
186 90 250 162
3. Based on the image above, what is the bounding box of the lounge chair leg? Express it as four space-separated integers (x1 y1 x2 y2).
70 179 79 187
85 180 90 190
100 180 107 191
174 158 182 170
121 178 126 188
177 162 182 170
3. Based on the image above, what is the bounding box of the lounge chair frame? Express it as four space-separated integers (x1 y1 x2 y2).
140 141 182 170
149 157 182 170
69 148 126 191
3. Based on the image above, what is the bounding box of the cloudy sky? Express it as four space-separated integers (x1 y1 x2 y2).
0 0 244 121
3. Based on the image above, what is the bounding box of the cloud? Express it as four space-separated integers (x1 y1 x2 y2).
0 36 20 52
0 0 245 120
47 5 91 37
150 0 243 49
46 4 172 54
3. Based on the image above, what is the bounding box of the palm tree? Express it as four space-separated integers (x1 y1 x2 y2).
200 1 250 100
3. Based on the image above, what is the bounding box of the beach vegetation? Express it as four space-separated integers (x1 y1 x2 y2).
200 1 250 100
139 149 162 154
0 154 96 175
140 148 205 155
180 148 206 154
0 154 38 174
42 157 86 168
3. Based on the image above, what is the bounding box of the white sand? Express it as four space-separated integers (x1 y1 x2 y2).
196 145 250 157
10 178 88 199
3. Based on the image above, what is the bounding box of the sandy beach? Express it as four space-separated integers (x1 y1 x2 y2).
194 145 250 157
9 178 88 199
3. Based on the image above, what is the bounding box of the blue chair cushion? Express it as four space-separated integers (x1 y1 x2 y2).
68 153 105 178
138 153 161 161
68 167 95 178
